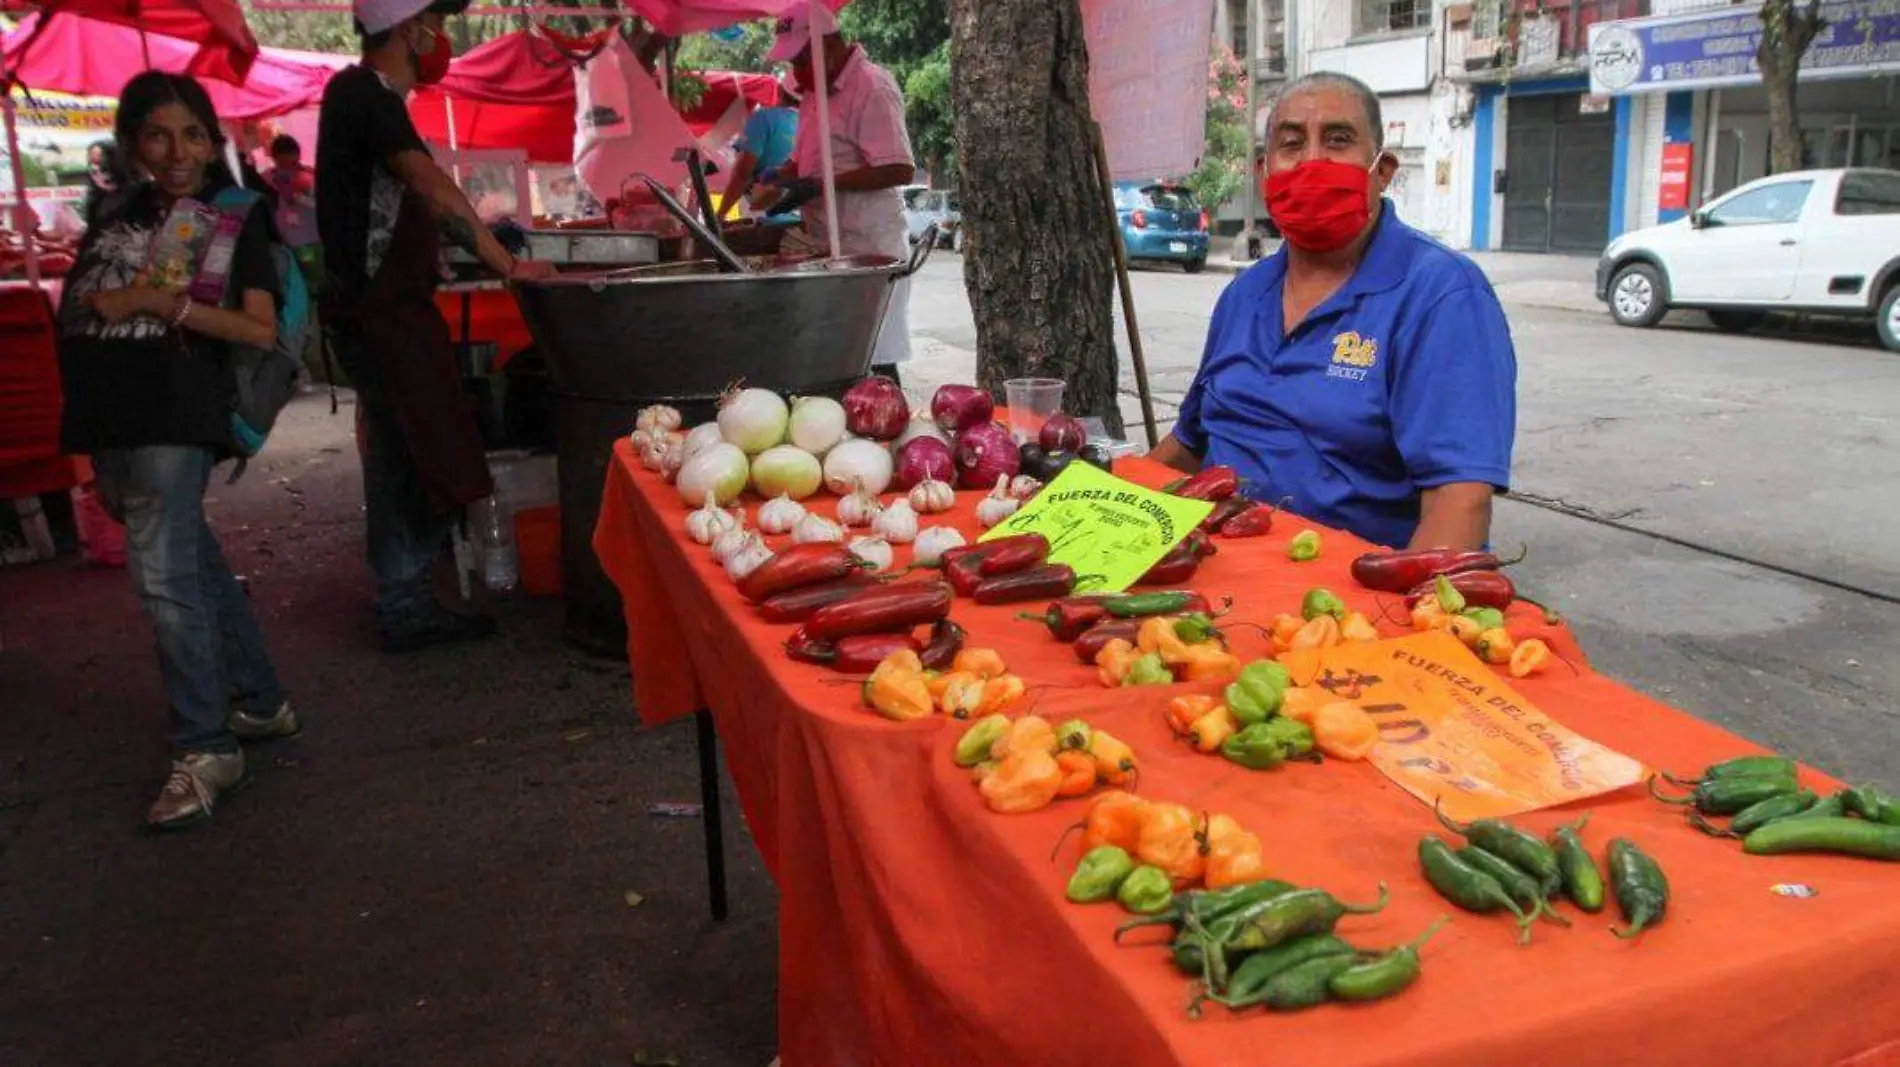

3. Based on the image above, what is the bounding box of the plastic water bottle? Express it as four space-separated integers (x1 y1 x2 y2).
475 496 519 592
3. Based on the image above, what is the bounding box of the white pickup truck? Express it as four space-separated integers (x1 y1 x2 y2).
1596 167 1900 351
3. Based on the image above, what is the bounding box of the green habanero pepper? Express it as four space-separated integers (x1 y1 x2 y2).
1549 815 1605 914
954 714 1010 767
1123 652 1174 687
1434 800 1564 898
1223 661 1286 726
1219 723 1293 770
1190 934 1356 1016
1288 530 1322 562
1457 846 1570 928
1648 772 1798 816
1300 588 1346 621
1607 837 1670 940
1172 612 1223 645
1742 816 1900 861
1258 717 1316 758
1328 916 1450 1003
1661 754 1796 787
1418 835 1534 945
1844 786 1900 826
1462 606 1506 631
1223 883 1390 954
1116 864 1175 915
1689 789 1816 838
1054 718 1093 752
1065 845 1136 904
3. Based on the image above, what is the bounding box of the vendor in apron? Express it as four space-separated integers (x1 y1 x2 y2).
755 5 917 380
317 0 556 653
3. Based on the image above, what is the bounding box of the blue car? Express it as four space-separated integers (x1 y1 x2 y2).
1114 181 1210 272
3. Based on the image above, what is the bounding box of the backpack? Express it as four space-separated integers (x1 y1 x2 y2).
204 187 310 463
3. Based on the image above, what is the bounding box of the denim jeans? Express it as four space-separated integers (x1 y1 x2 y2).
358 395 455 630
92 446 286 753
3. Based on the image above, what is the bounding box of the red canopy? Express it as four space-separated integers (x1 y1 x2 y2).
0 0 257 83
627 0 848 38
410 29 779 165
2 12 345 119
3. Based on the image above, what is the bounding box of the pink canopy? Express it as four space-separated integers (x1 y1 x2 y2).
0 0 257 83
2 12 346 119
625 0 848 38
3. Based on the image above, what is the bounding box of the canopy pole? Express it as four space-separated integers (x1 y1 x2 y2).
444 94 462 185
807 0 840 258
1091 121 1155 448
0 48 42 289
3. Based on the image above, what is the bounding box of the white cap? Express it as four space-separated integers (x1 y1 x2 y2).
353 0 466 36
766 3 839 63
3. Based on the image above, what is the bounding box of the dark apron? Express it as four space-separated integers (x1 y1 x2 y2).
329 190 492 511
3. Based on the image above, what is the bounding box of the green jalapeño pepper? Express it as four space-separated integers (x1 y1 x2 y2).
1844 786 1900 826
1116 864 1175 915
1742 816 1900 860
1689 789 1816 838
1122 653 1174 687
1434 801 1564 898
1661 754 1797 787
1418 835 1534 945
1607 837 1670 940
1648 772 1798 816
1300 588 1346 621
1221 723 1293 770
1462 606 1506 631
1287 530 1322 562
1222 883 1390 954
1192 934 1356 1016
1458 846 1569 928
1328 916 1449 1003
1066 845 1135 904
953 714 1009 767
1223 660 1287 726
1550 815 1605 914
1054 718 1093 752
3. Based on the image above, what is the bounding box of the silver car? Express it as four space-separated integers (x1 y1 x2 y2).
902 185 963 251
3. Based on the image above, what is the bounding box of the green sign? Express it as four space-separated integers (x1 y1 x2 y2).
981 462 1213 593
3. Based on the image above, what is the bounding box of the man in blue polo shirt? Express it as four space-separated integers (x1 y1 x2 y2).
1153 72 1516 550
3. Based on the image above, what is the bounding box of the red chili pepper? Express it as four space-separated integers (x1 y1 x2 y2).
1219 502 1276 538
1136 534 1211 587
918 618 966 671
1073 617 1142 663
1021 595 1113 641
1183 529 1218 559
1171 465 1240 502
972 563 1077 606
805 581 954 640
1197 496 1252 535
756 573 880 623
947 533 1050 596
739 543 867 603
833 632 926 673
784 627 837 665
1350 547 1510 593
1405 569 1517 610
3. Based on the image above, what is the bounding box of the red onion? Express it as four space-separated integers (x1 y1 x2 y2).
954 421 1021 490
931 384 995 434
893 436 955 490
1038 412 1087 453
842 376 909 440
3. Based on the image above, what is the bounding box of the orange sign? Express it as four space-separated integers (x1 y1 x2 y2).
1280 632 1646 821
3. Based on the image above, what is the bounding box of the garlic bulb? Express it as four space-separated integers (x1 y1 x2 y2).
686 491 741 545
660 439 685 483
758 494 807 535
792 512 846 544
848 536 894 573
912 526 966 566
722 533 773 582
630 427 654 452
1008 474 1043 500
710 524 753 564
636 404 682 435
641 430 683 471
836 478 884 528
908 477 955 515
870 498 919 544
976 474 1020 528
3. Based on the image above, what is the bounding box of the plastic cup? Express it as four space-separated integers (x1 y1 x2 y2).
1003 378 1066 443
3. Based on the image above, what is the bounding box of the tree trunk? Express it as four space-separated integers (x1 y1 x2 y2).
1757 0 1824 175
949 0 1123 436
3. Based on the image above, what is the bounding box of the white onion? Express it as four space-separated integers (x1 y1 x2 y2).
751 444 823 500
676 442 750 505
894 413 951 452
682 421 725 463
717 387 790 455
788 396 848 456
822 438 894 496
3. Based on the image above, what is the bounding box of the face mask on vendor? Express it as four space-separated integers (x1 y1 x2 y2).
1264 154 1385 254
406 21 453 85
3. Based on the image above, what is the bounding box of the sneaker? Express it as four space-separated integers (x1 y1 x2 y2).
380 603 498 654
146 750 246 830
229 701 301 741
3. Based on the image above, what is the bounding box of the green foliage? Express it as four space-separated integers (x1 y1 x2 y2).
839 0 950 83
903 41 954 180
1184 45 1248 212
677 21 775 73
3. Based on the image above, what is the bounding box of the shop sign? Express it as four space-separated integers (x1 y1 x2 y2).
1659 142 1693 212
1588 0 1900 95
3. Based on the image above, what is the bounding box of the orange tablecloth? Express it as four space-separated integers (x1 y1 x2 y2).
594 441 1900 1067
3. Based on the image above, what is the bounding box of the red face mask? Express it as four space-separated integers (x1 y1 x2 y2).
411 25 452 85
1264 158 1379 253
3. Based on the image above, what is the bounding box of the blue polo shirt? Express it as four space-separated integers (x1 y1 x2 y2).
1174 202 1516 548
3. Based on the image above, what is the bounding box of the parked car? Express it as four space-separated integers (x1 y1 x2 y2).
1114 181 1210 272
902 185 962 251
1596 167 1900 350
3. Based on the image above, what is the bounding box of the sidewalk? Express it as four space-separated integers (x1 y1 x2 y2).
1208 243 1603 315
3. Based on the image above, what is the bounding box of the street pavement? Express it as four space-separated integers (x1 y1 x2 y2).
2 249 1896 1064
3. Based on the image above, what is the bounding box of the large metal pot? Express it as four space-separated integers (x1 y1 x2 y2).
511 245 930 655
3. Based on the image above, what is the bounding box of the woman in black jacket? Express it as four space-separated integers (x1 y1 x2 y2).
58 72 298 831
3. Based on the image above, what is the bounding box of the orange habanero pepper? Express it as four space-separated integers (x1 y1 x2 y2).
979 749 1064 813
975 673 1027 717
1509 637 1553 678
1340 612 1380 643
1188 705 1239 753
1203 814 1271 889
1445 614 1483 646
1079 790 1147 853
1167 694 1219 736
953 647 1009 679
1271 613 1306 646
1095 638 1141 688
1475 627 1515 665
1278 685 1323 725
867 668 934 721
1311 701 1380 761
1054 749 1098 797
1137 616 1195 664
1136 802 1207 887
1088 728 1139 787
1177 643 1242 683
1290 614 1342 651
992 714 1058 762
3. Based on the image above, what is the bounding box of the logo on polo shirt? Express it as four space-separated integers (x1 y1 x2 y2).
1328 331 1378 382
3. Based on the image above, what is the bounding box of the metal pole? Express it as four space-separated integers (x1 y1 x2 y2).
1242 0 1260 252
807 0 841 258
1700 88 1721 203
1092 122 1158 449
694 708 730 922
